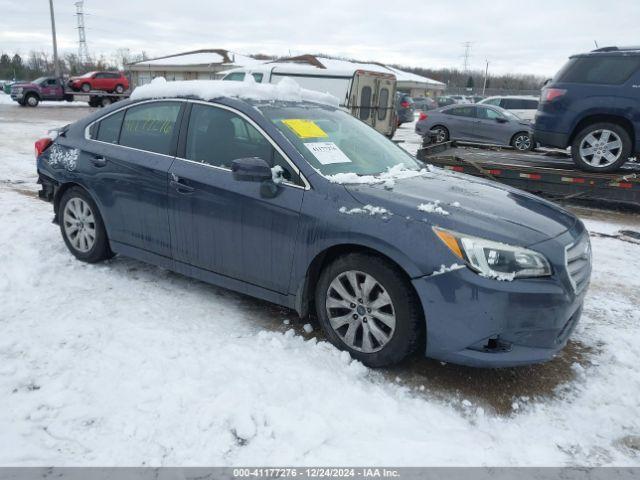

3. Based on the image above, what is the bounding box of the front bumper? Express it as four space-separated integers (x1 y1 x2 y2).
412 229 589 368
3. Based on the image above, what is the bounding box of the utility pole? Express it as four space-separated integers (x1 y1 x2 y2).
482 59 489 95
48 0 61 79
75 1 90 64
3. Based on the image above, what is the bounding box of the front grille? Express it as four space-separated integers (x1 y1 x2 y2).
565 234 591 294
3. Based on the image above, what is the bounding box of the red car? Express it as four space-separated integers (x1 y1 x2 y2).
68 71 129 93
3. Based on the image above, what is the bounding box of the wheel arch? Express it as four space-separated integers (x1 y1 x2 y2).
24 90 40 100
510 130 532 146
295 242 424 321
569 114 635 148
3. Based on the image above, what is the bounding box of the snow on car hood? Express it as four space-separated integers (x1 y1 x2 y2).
344 168 577 247
130 76 340 107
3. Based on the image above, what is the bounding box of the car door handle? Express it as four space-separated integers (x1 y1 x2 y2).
91 156 107 167
170 177 195 194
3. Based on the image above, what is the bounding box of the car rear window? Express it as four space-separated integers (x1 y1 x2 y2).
96 110 124 144
119 102 182 155
554 55 640 85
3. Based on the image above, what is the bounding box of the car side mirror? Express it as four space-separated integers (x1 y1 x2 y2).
232 157 273 182
496 117 508 123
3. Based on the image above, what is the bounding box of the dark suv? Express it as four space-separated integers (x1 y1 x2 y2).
535 46 640 172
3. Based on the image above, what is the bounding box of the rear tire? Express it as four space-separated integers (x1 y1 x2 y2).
430 125 449 143
59 187 114 263
571 122 631 172
511 131 533 151
315 253 423 368
114 84 124 94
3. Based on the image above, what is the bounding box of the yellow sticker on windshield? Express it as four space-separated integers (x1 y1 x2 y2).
281 119 328 138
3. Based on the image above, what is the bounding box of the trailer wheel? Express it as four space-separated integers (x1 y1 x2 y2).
81 83 91 93
571 123 632 172
25 94 39 107
114 84 125 94
511 132 533 151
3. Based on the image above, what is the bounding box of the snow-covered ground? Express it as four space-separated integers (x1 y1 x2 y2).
1 94 639 466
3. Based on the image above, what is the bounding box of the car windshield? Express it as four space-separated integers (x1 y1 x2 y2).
32 77 47 84
80 72 95 78
259 104 422 177
501 109 521 120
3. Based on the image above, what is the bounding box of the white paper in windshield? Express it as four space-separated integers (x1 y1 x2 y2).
304 142 352 165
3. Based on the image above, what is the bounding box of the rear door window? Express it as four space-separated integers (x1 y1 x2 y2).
555 56 640 85
96 110 125 144
119 102 182 155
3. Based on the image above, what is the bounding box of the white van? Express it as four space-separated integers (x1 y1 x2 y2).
221 58 397 137
479 95 539 121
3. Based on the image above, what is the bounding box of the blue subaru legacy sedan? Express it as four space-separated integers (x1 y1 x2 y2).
35 79 591 368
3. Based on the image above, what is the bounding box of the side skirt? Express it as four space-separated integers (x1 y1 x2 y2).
110 241 297 310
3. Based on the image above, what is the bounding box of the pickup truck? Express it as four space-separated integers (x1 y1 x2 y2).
10 76 128 108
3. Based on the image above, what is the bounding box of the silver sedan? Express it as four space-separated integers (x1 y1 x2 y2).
415 104 534 151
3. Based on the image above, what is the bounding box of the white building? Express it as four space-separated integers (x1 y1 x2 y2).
127 49 264 87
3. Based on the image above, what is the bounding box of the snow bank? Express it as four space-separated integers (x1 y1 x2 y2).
130 76 340 107
0 92 13 105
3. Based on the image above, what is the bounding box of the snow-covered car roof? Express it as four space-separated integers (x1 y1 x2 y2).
130 77 340 107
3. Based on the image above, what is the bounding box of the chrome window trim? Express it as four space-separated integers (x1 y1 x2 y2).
84 98 311 190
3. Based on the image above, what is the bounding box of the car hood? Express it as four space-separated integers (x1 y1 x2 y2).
344 169 577 247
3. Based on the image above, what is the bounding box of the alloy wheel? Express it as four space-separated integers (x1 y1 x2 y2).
325 270 396 353
63 198 96 253
514 134 532 151
579 129 623 167
432 128 447 143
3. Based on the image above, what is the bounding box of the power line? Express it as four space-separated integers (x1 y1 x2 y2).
75 1 90 63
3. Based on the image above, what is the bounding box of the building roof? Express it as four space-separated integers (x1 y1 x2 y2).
128 49 263 69
129 51 446 89
382 65 445 88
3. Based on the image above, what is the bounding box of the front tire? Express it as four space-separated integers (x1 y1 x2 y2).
512 131 533 151
315 253 423 367
571 122 632 172
81 83 91 93
25 94 39 107
59 187 113 263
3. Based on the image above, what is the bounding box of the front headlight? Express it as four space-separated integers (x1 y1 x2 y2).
433 227 552 280
14 87 23 93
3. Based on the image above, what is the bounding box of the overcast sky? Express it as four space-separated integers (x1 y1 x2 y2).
2 0 639 76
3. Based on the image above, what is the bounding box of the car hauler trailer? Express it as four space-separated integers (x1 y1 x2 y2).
221 57 398 137
417 142 640 209
9 76 130 108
